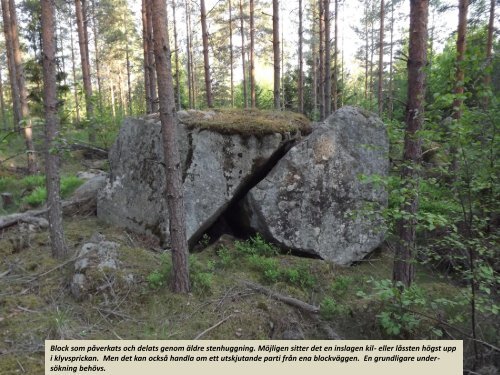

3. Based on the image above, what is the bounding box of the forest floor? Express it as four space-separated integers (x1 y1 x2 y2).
0 131 496 374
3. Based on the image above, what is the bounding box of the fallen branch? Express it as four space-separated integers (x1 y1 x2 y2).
241 280 320 314
0 197 91 231
68 141 108 158
193 315 233 340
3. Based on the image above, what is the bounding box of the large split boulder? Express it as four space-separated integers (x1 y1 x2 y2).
97 110 309 246
242 106 389 265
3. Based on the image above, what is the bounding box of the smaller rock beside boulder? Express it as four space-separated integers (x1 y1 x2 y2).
70 233 133 301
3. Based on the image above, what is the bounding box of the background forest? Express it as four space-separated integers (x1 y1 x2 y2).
0 0 498 374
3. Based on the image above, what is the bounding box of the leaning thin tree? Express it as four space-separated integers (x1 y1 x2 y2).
393 0 428 288
151 0 190 293
41 0 68 259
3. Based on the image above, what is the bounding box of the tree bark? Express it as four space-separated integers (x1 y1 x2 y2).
75 0 95 142
141 0 152 113
393 0 428 288
146 0 158 112
41 0 68 259
0 67 7 131
318 0 325 119
151 0 190 293
378 0 384 116
482 0 495 107
239 0 247 108
1 0 20 130
91 0 102 113
324 0 331 117
229 0 234 107
69 4 80 123
388 0 395 119
332 0 338 111
184 0 192 108
272 0 280 110
249 0 256 108
298 0 304 113
450 0 468 174
172 0 181 111
7 0 37 173
200 0 213 108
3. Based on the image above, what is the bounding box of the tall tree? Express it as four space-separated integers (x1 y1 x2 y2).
483 0 494 106
272 0 280 110
146 0 158 112
200 0 213 107
75 0 95 142
393 0 428 288
318 0 325 119
1 0 20 130
239 0 247 108
378 0 384 115
450 0 469 173
91 0 102 112
151 0 190 293
41 0 67 259
228 0 234 107
249 0 256 107
332 0 338 111
172 0 181 111
324 0 331 117
69 3 80 123
0 67 6 131
141 0 152 112
298 0 304 113
3 0 37 173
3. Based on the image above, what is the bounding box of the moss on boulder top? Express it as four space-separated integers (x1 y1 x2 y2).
175 108 312 136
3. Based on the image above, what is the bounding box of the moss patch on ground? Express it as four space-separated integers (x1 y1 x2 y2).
178 109 312 136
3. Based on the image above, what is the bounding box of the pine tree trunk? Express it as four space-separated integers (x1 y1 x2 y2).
273 0 280 110
200 0 213 107
151 0 190 293
75 0 95 142
41 0 68 259
318 0 325 120
167 0 180 110
324 0 331 117
298 0 304 113
311 0 318 116
184 0 192 109
125 19 132 115
69 5 80 123
142 0 152 113
146 0 158 112
378 0 384 116
8 0 37 173
249 0 256 108
388 0 394 119
91 0 102 113
228 0 234 107
1 0 20 131
0 67 7 131
393 0 428 288
332 0 338 111
450 0 468 174
482 0 495 107
239 0 247 108
364 3 369 100
369 3 374 109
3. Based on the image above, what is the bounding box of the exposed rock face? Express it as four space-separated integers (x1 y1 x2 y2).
70 233 132 301
97 112 297 245
242 106 389 265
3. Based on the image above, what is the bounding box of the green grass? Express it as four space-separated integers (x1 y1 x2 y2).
19 175 84 208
